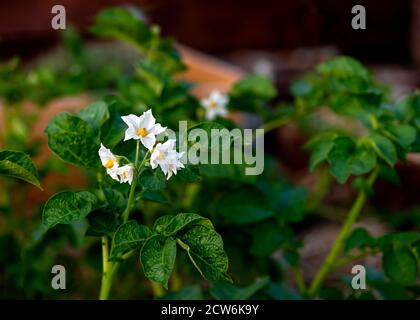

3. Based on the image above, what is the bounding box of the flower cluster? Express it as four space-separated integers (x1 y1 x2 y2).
151 139 184 180
201 90 229 120
99 144 134 184
98 109 183 183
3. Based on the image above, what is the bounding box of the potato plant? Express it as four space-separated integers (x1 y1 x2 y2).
1 6 420 300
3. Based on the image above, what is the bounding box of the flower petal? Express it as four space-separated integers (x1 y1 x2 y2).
124 127 139 141
121 114 139 129
107 168 120 181
141 133 156 150
206 108 216 120
139 109 156 130
162 139 176 151
151 123 166 136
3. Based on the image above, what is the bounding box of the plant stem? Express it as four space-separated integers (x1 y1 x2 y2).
307 168 379 298
122 140 141 222
306 166 332 212
252 114 294 140
259 115 292 135
292 267 306 295
99 236 113 300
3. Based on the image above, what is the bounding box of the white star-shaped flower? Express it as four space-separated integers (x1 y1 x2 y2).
201 90 229 120
151 139 184 180
98 143 119 181
121 110 166 150
116 164 134 185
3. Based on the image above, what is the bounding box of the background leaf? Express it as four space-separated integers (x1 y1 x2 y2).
45 113 100 168
210 276 269 300
0 150 41 188
78 101 110 130
382 247 418 286
42 191 97 229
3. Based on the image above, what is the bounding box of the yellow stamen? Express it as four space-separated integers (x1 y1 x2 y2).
209 100 218 109
105 159 114 169
137 127 147 137
123 171 127 178
158 151 165 161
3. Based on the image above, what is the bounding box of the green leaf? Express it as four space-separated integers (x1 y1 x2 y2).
91 7 184 74
344 228 376 254
142 190 169 204
231 74 277 100
385 123 416 150
383 247 418 286
86 210 119 237
42 191 97 229
139 167 167 190
78 101 110 130
90 7 152 47
140 235 177 288
283 247 301 267
103 188 126 213
379 232 420 248
317 56 370 84
159 284 203 300
210 277 269 300
45 112 99 168
164 213 212 236
309 140 335 171
0 150 41 189
176 164 201 182
392 232 420 245
198 162 254 183
152 213 211 236
177 225 231 282
250 222 293 257
111 220 151 258
369 133 397 167
187 122 227 152
327 137 376 183
136 60 167 96
266 283 302 300
274 186 307 223
153 215 174 233
214 188 273 224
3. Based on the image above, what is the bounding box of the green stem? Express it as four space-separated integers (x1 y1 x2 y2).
293 267 306 295
307 168 379 298
306 166 332 212
99 236 113 300
122 140 142 222
259 115 292 135
96 173 106 202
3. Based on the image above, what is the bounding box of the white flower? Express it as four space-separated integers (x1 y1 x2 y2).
98 143 119 181
201 90 228 120
121 110 166 150
151 139 184 180
116 165 134 185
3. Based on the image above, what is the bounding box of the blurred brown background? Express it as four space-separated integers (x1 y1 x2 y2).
1 0 418 101
0 0 415 63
